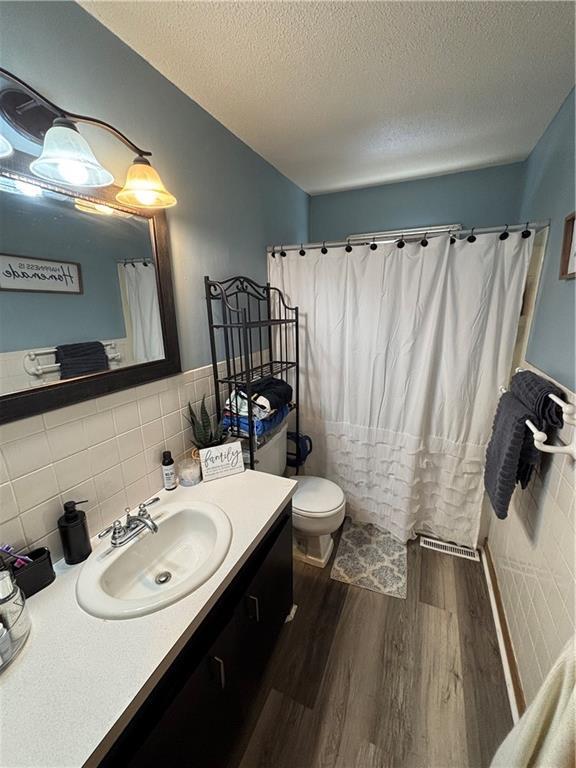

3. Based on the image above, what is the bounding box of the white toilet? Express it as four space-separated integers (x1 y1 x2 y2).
254 426 346 568
291 476 346 568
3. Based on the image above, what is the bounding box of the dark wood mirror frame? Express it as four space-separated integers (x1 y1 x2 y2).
0 152 181 425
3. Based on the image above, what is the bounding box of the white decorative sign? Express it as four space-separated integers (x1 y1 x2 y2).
199 441 245 482
0 254 83 294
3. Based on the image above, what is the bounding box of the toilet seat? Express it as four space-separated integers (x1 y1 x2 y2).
292 476 345 517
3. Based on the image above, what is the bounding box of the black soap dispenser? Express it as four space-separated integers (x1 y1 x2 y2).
58 500 92 565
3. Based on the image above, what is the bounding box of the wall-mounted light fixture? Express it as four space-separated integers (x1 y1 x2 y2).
117 156 176 208
0 68 177 209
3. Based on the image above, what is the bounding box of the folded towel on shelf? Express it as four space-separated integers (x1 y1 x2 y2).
55 342 109 380
225 389 273 419
484 392 541 519
510 370 564 431
222 404 290 438
251 376 292 411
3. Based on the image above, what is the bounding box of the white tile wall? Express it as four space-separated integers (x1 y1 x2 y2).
488 378 576 705
0 364 221 564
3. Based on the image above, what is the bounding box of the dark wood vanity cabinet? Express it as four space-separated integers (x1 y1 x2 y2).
100 505 293 768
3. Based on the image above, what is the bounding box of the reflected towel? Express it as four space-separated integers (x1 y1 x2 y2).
55 341 109 380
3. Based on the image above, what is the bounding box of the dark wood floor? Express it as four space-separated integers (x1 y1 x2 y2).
229 538 512 768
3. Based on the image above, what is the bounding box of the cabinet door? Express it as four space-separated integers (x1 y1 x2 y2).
237 512 293 692
245 510 293 637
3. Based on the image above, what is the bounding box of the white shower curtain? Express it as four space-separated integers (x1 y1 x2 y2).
269 232 533 547
122 263 164 363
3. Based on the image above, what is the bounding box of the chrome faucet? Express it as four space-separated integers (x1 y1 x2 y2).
98 498 160 547
127 504 159 534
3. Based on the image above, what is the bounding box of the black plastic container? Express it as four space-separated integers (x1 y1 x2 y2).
58 500 92 565
11 547 55 598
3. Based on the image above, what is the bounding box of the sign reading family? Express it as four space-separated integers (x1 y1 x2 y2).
199 441 245 482
0 254 83 294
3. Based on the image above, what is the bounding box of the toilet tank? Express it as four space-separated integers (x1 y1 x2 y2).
254 423 288 476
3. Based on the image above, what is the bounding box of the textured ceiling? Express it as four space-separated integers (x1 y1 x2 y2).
80 1 575 194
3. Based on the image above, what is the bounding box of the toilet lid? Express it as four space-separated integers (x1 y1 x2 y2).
293 476 344 514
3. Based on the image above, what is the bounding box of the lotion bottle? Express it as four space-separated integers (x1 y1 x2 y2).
58 500 92 564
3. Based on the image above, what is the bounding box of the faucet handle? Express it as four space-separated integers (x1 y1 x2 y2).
137 497 159 518
98 519 125 540
138 503 151 519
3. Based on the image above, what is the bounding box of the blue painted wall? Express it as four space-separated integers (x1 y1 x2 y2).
309 95 575 389
309 162 526 241
0 1 309 370
522 90 575 390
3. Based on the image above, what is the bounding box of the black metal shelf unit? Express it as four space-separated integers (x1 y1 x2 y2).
205 275 299 470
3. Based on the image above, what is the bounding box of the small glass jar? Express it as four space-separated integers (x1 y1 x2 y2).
0 569 31 673
179 457 202 486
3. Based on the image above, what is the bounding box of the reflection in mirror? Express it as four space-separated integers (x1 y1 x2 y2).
0 178 165 396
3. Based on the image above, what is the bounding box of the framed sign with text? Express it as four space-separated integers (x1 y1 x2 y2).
199 441 245 482
0 253 83 294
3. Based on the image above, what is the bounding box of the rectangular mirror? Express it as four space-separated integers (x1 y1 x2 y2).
0 162 180 424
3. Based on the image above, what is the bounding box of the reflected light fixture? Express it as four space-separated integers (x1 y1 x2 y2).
0 67 177 209
74 199 115 216
13 179 42 197
0 133 13 159
116 156 177 208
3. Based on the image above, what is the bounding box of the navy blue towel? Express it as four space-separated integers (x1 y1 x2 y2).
510 370 564 431
251 376 293 410
484 392 540 519
55 342 109 380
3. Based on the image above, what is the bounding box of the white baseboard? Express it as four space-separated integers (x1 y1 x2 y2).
480 546 520 723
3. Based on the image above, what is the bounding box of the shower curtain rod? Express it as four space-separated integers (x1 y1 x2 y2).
116 258 153 265
267 220 549 254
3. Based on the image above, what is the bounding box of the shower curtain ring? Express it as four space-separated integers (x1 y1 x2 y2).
448 229 456 245
345 239 353 253
521 222 532 239
420 232 429 247
299 244 306 256
370 238 378 251
397 234 406 249
499 225 510 241
321 241 328 254
467 228 477 243
280 245 286 257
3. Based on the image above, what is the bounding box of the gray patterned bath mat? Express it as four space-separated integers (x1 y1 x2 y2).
330 517 407 599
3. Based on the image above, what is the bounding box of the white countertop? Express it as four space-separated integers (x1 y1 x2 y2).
0 470 296 768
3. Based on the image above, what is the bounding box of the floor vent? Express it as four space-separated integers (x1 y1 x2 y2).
419 536 480 561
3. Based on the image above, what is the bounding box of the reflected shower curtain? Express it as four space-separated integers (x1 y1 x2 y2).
268 232 533 547
121 263 164 363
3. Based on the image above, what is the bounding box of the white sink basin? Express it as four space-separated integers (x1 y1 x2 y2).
76 501 232 620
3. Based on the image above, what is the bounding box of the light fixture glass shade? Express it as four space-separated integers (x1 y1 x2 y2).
116 157 177 208
29 119 114 188
0 133 13 159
